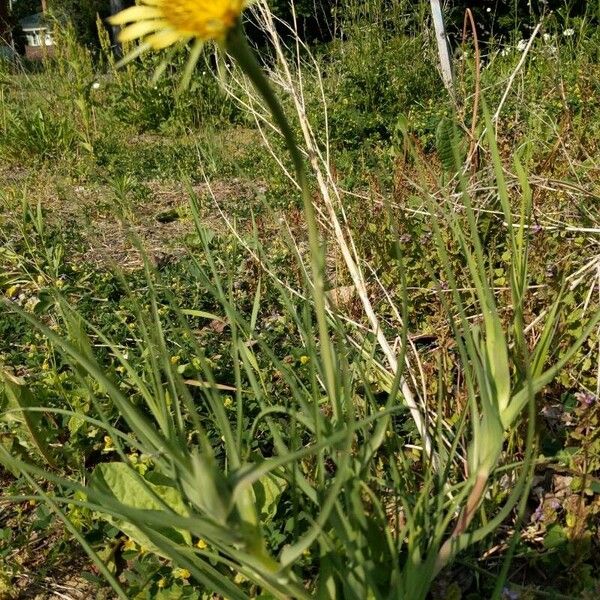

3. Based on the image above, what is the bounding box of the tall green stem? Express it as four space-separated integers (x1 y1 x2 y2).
226 25 338 417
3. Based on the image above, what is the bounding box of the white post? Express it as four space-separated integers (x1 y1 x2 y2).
430 0 454 93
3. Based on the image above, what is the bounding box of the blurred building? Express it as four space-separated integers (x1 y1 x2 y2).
20 11 54 59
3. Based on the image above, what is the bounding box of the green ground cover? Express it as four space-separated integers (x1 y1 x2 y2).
1 2 600 598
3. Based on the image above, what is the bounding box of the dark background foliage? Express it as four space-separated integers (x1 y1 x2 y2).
11 0 599 50
445 0 598 40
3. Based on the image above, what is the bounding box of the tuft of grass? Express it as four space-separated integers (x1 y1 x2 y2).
1 1 600 598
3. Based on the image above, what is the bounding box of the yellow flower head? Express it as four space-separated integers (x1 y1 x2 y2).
122 538 137 551
110 0 249 48
195 538 208 549
173 567 191 580
233 572 247 584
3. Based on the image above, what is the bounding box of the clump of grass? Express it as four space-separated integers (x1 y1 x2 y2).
1 1 600 598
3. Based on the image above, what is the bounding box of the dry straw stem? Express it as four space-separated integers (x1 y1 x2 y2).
219 0 438 461
462 21 542 168
460 8 481 164
493 23 542 132
434 469 488 573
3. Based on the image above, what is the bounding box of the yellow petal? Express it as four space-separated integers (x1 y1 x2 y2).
146 29 185 50
115 41 152 69
177 38 204 92
118 19 167 42
108 5 163 26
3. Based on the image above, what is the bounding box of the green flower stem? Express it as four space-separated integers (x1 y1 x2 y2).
224 25 340 588
434 468 488 575
225 24 338 418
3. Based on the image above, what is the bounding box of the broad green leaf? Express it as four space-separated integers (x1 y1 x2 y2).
435 117 456 173
543 524 568 549
68 413 86 437
90 462 192 554
253 471 287 522
0 371 57 468
179 449 232 525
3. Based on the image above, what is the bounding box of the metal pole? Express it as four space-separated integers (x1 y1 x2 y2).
430 0 453 93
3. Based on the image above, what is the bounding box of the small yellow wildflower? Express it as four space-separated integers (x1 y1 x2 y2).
233 573 247 584
24 296 40 312
223 396 234 409
157 578 167 589
5 285 19 298
122 538 137 552
196 538 208 550
173 567 191 580
103 436 115 451
299 355 310 365
170 355 181 365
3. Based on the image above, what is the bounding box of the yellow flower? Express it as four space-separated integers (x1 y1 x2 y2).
5 285 19 298
110 0 248 48
223 396 234 409
109 0 252 90
195 538 208 550
299 355 310 365
157 578 167 589
122 538 137 551
173 567 191 580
